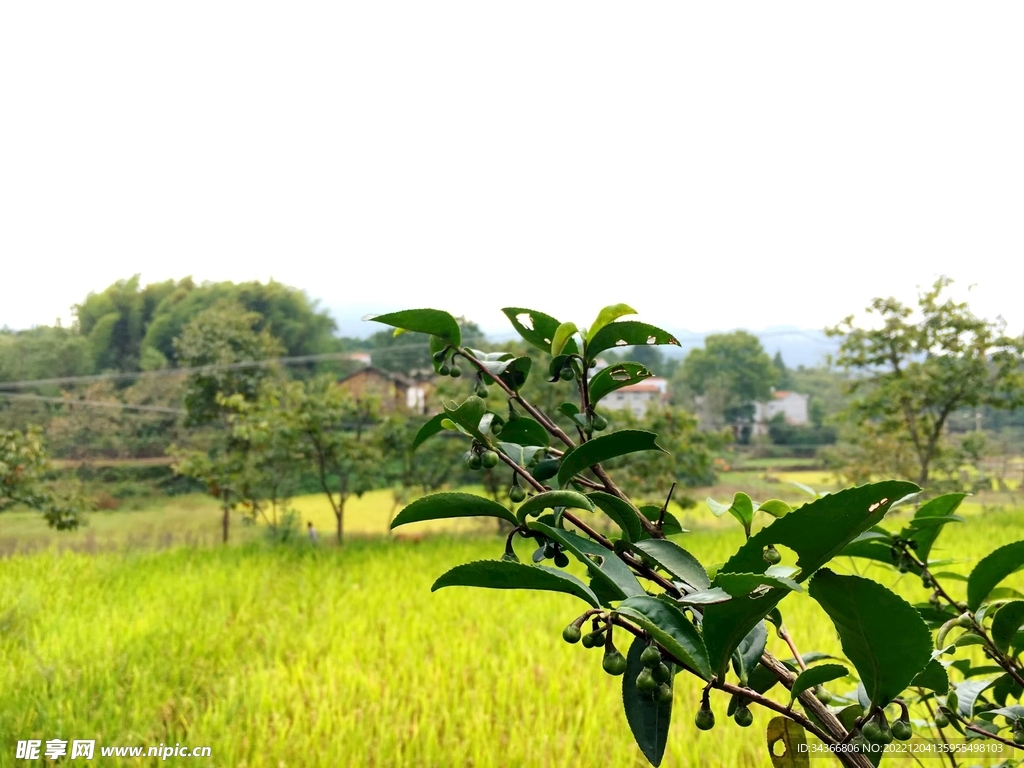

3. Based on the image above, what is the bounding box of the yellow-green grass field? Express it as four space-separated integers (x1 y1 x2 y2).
2 486 1024 766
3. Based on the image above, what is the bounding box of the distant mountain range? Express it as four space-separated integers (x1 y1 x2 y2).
331 305 838 370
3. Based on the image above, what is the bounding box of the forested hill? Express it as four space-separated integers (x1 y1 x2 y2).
0 276 341 382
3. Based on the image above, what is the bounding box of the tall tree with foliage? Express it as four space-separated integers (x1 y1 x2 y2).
1 426 87 529
287 375 383 545
679 331 778 439
827 277 1024 486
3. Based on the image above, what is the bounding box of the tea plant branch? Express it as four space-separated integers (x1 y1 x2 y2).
897 542 1024 688
460 346 661 535
713 678 840 747
778 625 808 672
961 722 1022 751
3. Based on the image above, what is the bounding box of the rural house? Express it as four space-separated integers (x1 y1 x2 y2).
336 366 430 414
599 377 670 418
752 390 810 436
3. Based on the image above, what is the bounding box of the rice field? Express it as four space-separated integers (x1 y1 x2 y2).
2 488 1024 767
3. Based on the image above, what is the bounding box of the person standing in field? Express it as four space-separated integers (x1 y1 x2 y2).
307 521 319 543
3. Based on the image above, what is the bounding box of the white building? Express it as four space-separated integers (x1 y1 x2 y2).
600 377 670 418
752 391 810 436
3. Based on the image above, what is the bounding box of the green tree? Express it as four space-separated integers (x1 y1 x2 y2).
287 376 384 545
1 426 87 529
827 277 1024 486
679 331 778 439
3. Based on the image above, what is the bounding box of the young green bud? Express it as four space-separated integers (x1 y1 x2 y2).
640 645 662 668
655 683 673 705
562 624 582 644
635 668 657 693
652 663 671 684
592 414 608 432
814 687 833 705
602 650 627 676
861 722 883 743
956 613 973 628
891 719 912 741
734 705 753 728
763 545 782 565
558 366 575 381
553 551 570 568
933 711 949 728
695 706 715 731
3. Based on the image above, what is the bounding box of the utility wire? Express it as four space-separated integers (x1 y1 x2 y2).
0 392 186 415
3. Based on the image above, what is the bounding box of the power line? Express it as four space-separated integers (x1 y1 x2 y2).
0 392 186 415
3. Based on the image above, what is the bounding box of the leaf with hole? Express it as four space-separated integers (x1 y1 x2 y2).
587 321 680 359
391 492 518 529
808 569 931 708
557 430 665 486
501 307 578 355
364 308 461 346
701 481 918 678
431 560 600 608
588 363 654 405
766 717 809 768
615 596 711 680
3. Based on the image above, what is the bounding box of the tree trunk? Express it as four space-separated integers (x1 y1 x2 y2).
221 492 230 544
336 505 344 546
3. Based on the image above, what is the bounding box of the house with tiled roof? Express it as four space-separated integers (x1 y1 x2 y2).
752 390 809 436
599 377 670 418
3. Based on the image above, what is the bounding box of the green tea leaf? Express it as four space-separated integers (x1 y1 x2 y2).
587 491 645 542
732 622 768 685
391 492 518 529
789 664 849 703
716 572 802 596
442 397 490 443
911 659 949 693
615 596 711 680
953 678 998 718
588 363 654 405
758 499 793 519
495 417 549 448
551 321 579 357
707 492 755 535
431 560 600 608
528 520 645 600
411 413 449 452
991 600 1024 653
622 636 672 767
631 539 710 590
364 308 461 346
497 356 532 392
587 321 680 359
516 490 594 524
557 430 665 486
967 539 1024 611
588 303 638 342
901 493 967 563
808 570 931 708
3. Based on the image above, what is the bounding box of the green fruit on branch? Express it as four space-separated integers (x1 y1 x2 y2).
559 366 575 381
1013 729 1024 746
734 705 753 728
763 545 782 565
508 485 527 503
480 450 499 469
603 651 627 676
591 413 608 431
861 722 883 743
466 453 482 470
934 711 949 728
695 706 715 731
814 687 832 705
640 645 662 668
891 720 912 741
562 624 582 644
635 668 657 693
553 551 570 568
438 363 451 376
652 663 671 684
655 683 673 705
450 365 462 378
581 632 598 649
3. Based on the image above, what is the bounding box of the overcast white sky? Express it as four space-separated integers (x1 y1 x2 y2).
1 3 1022 336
